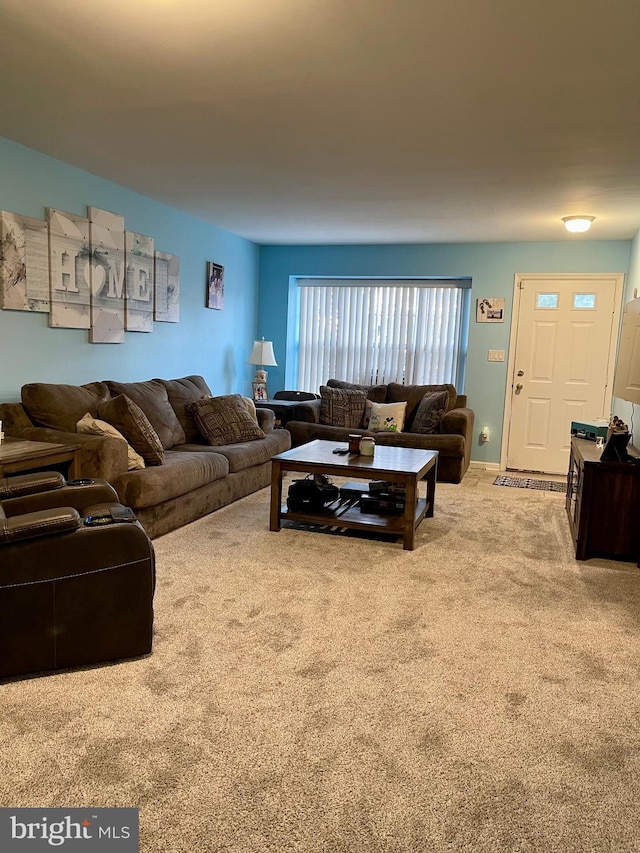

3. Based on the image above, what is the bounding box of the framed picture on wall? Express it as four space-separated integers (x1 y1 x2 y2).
476 298 505 322
206 262 224 310
252 381 269 401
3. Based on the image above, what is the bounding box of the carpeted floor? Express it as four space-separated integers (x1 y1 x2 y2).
1 476 639 852
493 474 567 493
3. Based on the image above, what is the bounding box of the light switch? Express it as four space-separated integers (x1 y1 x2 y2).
488 350 505 362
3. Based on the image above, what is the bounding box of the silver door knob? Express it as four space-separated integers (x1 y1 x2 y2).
515 383 523 391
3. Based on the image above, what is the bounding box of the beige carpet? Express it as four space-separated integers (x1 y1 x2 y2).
2 474 640 852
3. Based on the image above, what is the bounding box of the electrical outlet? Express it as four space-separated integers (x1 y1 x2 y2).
488 350 505 362
480 427 490 442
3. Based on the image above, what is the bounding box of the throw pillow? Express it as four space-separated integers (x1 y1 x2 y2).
97 395 165 466
386 382 457 430
411 390 449 434
367 400 407 432
319 386 367 428
76 413 146 471
186 395 266 445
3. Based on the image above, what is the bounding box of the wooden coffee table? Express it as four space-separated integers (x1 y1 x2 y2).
270 439 438 550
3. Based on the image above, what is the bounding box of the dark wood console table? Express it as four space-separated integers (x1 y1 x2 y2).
566 437 640 562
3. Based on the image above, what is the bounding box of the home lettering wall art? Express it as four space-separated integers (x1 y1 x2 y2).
0 206 179 343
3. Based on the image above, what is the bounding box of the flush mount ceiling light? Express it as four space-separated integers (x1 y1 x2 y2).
562 215 596 233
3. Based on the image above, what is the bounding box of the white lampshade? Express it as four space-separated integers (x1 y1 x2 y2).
562 215 595 233
248 339 277 367
248 338 277 384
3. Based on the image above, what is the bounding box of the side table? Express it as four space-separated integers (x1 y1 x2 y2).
0 438 79 480
254 399 302 429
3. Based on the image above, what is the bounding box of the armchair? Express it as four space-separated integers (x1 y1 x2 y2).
0 472 155 680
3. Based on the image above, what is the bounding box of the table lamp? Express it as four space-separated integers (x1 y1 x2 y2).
248 338 277 383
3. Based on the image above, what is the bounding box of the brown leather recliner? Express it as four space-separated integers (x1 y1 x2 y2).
0 471 155 680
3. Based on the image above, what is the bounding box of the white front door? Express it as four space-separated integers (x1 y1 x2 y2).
506 275 623 474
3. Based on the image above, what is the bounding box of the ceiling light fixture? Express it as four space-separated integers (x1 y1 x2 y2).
562 215 595 233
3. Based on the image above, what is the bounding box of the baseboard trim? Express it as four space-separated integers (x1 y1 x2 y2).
469 460 501 471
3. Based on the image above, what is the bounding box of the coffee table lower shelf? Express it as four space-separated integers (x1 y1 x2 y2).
279 496 430 541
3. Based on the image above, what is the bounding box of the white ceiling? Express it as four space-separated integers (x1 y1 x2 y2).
1 0 640 245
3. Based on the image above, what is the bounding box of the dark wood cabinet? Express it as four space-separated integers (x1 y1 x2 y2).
566 437 640 561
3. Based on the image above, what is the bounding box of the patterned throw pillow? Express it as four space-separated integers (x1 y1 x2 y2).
411 390 450 434
97 395 165 466
76 413 146 471
367 401 407 432
186 395 266 445
319 386 367 428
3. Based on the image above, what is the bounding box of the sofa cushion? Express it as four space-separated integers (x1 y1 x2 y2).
386 382 458 430
411 390 450 434
105 379 186 449
97 395 165 466
366 400 407 432
327 379 387 403
186 394 266 445
181 428 289 474
320 386 367 428
76 413 146 471
158 375 213 444
113 449 229 509
21 382 110 432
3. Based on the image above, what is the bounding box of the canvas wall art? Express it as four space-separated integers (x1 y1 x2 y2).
47 209 91 330
125 231 155 332
88 207 126 343
0 211 49 312
1 202 180 344
154 251 180 323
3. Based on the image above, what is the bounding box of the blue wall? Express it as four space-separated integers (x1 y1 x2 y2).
259 242 631 464
0 138 260 402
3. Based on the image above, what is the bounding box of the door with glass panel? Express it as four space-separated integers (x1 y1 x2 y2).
506 275 623 474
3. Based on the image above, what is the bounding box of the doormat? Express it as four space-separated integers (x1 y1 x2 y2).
493 475 567 493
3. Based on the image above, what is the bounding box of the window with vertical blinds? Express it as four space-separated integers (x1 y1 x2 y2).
297 279 470 392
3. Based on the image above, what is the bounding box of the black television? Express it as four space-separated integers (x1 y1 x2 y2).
612 295 640 406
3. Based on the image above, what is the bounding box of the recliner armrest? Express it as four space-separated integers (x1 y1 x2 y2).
0 508 80 545
0 471 65 499
1 479 119 518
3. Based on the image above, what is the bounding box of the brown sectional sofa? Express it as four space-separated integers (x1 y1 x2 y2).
286 379 474 483
0 375 291 538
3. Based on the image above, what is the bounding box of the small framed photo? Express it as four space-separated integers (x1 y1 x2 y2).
476 297 505 322
206 262 224 310
252 381 269 401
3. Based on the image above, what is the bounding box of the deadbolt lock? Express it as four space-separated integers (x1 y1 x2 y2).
517 370 524 376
